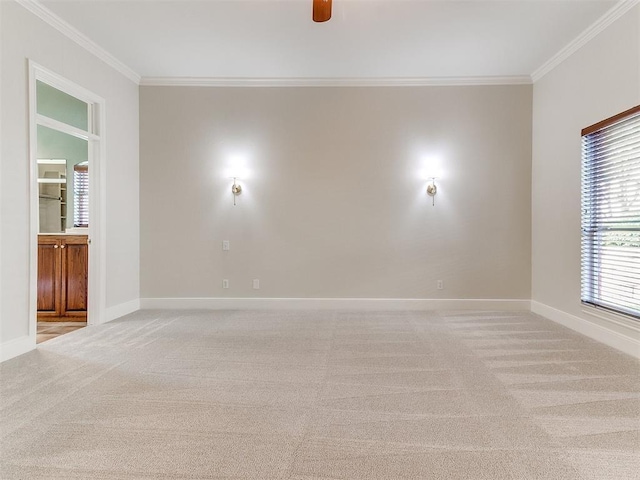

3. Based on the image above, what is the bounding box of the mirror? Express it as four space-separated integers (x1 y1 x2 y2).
37 125 89 233
38 158 67 233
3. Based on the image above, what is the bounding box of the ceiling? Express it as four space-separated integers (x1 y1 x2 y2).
39 0 617 81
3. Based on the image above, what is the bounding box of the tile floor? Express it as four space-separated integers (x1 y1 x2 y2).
36 322 86 344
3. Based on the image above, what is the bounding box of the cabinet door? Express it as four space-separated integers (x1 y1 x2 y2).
62 237 88 314
37 237 61 315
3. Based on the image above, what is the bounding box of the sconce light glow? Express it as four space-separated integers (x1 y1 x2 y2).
418 167 444 182
224 166 250 181
419 153 442 177
223 153 252 180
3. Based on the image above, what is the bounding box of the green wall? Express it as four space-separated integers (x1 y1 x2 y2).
36 80 88 131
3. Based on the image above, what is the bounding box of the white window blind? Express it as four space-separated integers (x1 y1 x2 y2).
581 106 640 319
73 165 89 228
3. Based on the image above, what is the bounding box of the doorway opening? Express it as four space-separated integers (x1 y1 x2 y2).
28 62 106 344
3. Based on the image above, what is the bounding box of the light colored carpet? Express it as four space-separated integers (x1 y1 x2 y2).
1 309 638 479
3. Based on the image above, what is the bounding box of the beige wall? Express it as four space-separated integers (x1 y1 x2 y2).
0 1 140 346
140 85 532 300
532 6 640 342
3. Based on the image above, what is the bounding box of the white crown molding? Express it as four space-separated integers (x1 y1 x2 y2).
21 0 634 88
15 0 141 85
140 76 533 88
140 297 531 311
15 0 637 89
532 0 640 83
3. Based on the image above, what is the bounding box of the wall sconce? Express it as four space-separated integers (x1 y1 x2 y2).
231 177 242 206
426 177 437 206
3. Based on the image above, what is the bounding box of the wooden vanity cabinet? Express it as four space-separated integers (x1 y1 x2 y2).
37 235 88 321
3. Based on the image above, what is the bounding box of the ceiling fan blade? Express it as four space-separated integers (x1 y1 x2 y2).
313 0 332 22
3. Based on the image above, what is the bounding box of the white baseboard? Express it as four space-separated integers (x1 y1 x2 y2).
531 301 640 358
105 299 141 323
0 335 35 363
8 299 635 361
140 297 531 311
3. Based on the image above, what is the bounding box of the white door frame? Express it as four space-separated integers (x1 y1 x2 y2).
28 61 106 339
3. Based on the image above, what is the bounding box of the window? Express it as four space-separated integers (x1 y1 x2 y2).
73 164 89 228
581 106 640 319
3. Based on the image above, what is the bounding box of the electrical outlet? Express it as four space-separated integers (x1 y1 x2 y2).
437 280 444 290
222 279 229 289
253 279 260 290
222 240 230 251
